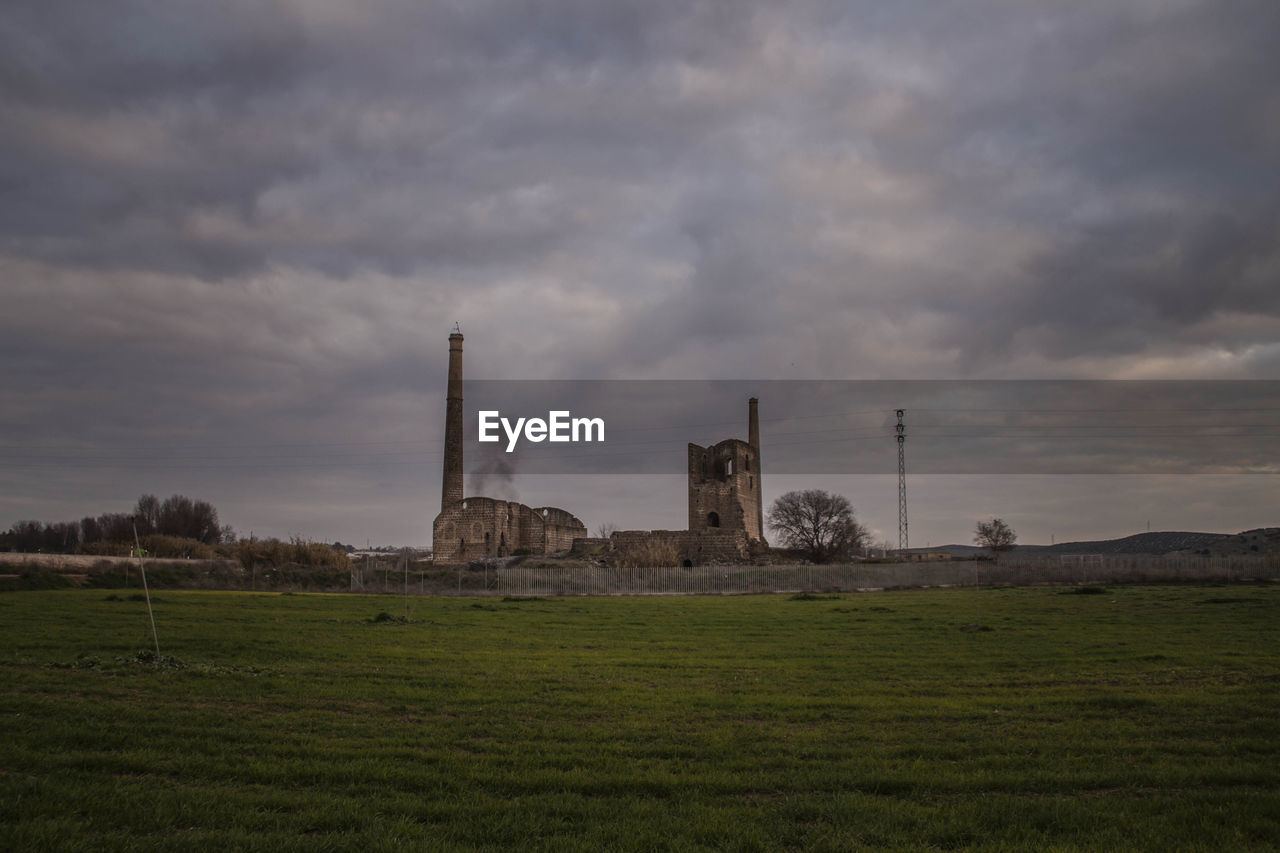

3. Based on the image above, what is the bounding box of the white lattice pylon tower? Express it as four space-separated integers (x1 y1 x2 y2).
896 409 908 552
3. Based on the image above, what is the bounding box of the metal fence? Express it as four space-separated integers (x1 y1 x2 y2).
480 555 1277 597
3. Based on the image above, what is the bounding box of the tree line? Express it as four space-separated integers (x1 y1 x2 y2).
2 494 231 554
1 494 349 570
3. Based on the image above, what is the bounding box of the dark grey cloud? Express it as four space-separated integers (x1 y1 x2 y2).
458 379 1280 478
2 0 1277 544
0 0 752 281
0 1 306 108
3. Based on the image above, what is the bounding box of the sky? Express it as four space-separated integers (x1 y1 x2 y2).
2 0 1278 548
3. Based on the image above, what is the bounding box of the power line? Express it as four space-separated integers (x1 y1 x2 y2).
3 426 1277 469
3 399 1278 472
4 404 1277 453
0 423 904 462
9 420 1275 459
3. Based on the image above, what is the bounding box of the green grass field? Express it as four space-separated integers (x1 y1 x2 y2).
2 585 1278 851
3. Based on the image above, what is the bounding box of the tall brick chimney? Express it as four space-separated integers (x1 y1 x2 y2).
748 397 759 449
442 329 464 510
748 396 763 540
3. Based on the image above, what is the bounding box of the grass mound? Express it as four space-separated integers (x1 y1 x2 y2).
369 610 414 624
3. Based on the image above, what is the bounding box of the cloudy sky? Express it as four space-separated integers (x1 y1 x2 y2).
2 0 1277 547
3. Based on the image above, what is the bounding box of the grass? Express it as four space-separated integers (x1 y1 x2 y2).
1 585 1278 850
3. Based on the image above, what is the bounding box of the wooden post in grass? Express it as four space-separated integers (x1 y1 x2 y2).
132 524 161 664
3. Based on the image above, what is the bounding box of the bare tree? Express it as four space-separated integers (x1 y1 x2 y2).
594 522 617 539
974 518 1017 561
97 512 134 543
157 494 222 544
133 494 161 536
767 489 869 563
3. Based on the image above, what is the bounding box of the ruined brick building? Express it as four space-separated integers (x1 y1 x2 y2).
608 396 768 565
429 328 767 566
431 330 587 562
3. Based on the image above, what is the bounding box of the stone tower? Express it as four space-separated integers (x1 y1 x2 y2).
441 329 464 510
686 397 766 543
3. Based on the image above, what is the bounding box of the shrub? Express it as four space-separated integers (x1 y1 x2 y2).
0 569 79 592
264 563 351 591
139 535 216 560
79 540 132 557
83 559 243 590
613 541 679 568
235 537 351 572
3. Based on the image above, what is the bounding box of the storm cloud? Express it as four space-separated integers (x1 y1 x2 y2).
2 0 1277 544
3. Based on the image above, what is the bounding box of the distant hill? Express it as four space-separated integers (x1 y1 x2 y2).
1038 531 1233 555
926 530 1258 558
1170 528 1280 557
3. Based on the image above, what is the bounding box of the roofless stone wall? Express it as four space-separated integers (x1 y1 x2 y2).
608 529 754 566
434 497 586 563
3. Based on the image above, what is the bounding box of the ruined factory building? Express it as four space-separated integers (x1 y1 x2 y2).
609 395 768 566
429 328 766 566
431 329 587 562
